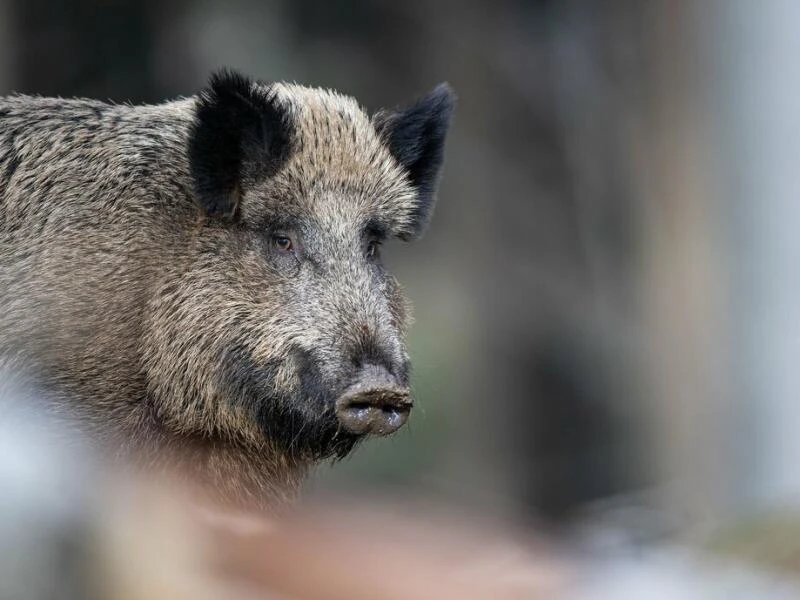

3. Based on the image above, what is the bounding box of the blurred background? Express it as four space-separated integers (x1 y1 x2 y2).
3 0 800 594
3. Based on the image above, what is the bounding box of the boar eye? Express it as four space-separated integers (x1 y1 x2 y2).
272 235 294 253
366 239 382 260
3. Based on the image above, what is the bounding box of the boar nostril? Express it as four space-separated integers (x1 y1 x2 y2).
334 364 412 436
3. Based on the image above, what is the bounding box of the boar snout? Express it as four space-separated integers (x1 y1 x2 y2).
334 364 411 436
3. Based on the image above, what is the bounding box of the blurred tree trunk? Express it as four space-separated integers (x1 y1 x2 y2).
635 1 731 528
707 0 800 509
462 0 651 522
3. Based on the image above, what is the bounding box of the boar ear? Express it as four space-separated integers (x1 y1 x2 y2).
189 69 293 219
374 83 456 239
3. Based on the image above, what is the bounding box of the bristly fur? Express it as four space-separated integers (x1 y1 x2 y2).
374 83 456 240
0 69 454 509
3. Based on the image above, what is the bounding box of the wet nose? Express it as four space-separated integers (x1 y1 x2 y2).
334 364 412 436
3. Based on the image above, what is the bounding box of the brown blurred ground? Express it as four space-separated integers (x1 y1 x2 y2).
95 477 566 600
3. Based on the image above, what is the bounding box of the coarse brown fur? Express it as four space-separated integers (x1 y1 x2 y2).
0 71 454 508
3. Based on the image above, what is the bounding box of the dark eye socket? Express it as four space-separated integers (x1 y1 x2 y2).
272 234 294 253
364 220 387 261
366 238 382 260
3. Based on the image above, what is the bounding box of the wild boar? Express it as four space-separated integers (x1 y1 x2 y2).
0 70 454 506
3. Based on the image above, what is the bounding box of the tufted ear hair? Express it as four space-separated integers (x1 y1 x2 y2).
374 83 456 240
188 69 293 220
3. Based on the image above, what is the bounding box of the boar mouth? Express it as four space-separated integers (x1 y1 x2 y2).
334 369 412 436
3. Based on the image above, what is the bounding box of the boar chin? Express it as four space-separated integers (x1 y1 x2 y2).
255 399 362 461
219 344 362 460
